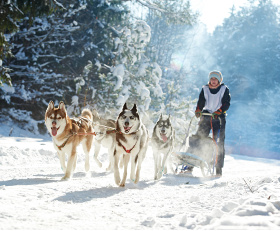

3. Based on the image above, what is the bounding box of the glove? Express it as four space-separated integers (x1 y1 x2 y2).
195 109 202 118
212 109 222 119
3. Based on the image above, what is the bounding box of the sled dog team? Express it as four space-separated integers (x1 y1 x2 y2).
45 101 174 187
45 71 230 186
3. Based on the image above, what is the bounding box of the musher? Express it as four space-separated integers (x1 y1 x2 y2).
193 70 231 176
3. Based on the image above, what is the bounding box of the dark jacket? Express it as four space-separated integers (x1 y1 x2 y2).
196 83 231 116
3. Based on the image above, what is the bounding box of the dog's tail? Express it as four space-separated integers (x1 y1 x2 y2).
81 108 93 121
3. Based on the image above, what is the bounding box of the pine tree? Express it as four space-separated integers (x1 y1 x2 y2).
0 0 130 133
209 0 280 153
0 0 60 86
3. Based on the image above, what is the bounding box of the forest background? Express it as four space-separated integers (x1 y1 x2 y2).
0 0 279 159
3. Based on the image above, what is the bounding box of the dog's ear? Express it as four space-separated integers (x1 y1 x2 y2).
122 103 128 111
92 109 100 120
59 101 66 112
168 114 171 124
160 113 163 120
47 101 54 111
131 104 138 113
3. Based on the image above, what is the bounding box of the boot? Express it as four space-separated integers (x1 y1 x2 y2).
216 167 222 176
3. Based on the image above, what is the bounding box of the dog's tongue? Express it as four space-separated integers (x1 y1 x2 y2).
161 134 168 142
51 127 57 136
124 127 131 133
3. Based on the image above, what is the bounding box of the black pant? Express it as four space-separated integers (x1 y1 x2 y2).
196 115 226 168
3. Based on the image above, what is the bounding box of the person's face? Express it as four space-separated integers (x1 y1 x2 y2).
210 77 219 87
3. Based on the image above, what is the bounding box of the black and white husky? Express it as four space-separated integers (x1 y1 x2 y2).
91 110 116 171
113 103 149 187
151 114 175 180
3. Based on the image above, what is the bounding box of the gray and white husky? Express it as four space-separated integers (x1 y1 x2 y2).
113 103 149 187
151 114 175 180
91 110 116 171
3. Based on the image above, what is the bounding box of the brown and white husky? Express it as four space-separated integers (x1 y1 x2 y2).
113 103 149 187
45 101 94 180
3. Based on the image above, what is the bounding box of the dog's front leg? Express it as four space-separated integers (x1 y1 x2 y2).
83 136 93 172
152 149 160 180
73 152 78 172
61 149 76 181
134 146 148 184
57 151 66 173
106 142 115 171
114 151 121 185
130 154 136 182
168 154 175 173
120 154 130 187
93 142 102 168
158 153 169 179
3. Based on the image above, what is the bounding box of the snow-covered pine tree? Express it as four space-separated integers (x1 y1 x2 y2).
77 19 164 124
209 0 280 154
108 20 164 120
0 0 130 134
142 0 199 142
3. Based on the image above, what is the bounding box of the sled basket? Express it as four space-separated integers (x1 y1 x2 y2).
173 135 216 176
173 113 220 177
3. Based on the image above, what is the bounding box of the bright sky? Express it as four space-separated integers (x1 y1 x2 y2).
189 0 249 33
190 0 280 33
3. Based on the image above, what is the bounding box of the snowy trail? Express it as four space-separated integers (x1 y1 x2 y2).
0 136 280 230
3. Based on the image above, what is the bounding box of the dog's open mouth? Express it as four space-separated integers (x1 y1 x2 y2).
124 126 132 133
51 126 59 136
161 133 168 143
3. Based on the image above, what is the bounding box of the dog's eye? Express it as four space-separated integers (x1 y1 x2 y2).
50 116 54 120
57 117 61 120
122 115 126 119
130 116 134 120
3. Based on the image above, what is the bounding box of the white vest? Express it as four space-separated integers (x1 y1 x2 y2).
202 85 226 113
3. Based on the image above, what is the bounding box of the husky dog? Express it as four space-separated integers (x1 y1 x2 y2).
91 109 116 171
45 101 94 180
151 114 175 180
114 103 149 187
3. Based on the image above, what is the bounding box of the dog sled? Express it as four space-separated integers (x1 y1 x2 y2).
172 113 220 177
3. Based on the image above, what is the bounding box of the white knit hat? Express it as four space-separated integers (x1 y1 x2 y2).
209 70 223 83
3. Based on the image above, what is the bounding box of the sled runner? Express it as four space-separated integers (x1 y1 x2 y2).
172 113 220 177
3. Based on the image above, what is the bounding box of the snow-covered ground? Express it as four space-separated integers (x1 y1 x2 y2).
0 132 280 230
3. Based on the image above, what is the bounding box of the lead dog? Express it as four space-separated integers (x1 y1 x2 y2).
151 114 175 180
114 103 149 187
91 109 116 171
45 101 94 180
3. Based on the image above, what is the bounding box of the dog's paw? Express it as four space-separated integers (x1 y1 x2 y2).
61 166 66 173
114 177 120 186
96 161 102 168
157 172 163 179
85 164 90 172
61 176 70 181
130 174 135 182
106 164 112 172
119 181 126 187
134 177 139 184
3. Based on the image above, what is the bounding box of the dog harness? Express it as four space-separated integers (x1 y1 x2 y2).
121 142 137 154
55 132 75 150
55 117 92 150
